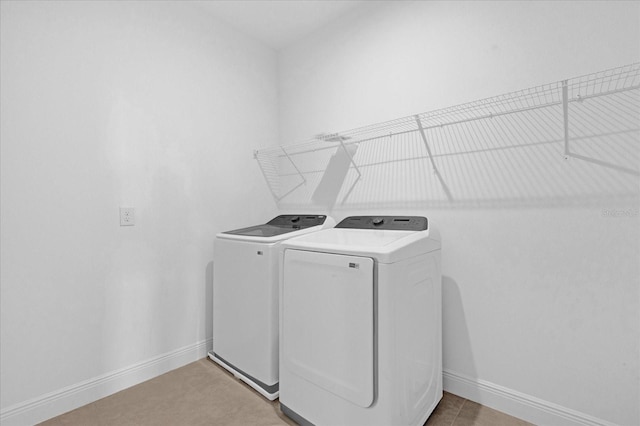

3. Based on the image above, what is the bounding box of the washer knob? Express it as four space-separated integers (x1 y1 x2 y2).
372 217 384 226
291 216 300 222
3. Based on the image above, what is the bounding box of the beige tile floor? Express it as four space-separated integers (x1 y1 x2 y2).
41 358 533 426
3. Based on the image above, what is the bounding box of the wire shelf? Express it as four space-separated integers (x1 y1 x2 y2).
254 63 640 209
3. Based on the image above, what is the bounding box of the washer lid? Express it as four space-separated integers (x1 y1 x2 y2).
218 215 331 242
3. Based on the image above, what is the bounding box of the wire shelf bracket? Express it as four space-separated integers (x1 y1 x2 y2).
414 115 454 202
319 133 362 177
274 146 306 201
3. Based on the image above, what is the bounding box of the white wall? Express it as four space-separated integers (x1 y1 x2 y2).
0 1 278 423
278 1 640 425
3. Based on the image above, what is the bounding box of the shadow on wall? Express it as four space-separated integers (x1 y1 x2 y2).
441 276 477 390
255 64 640 211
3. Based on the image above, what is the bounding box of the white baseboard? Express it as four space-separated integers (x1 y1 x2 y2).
0 338 213 426
443 369 620 426
1 354 620 426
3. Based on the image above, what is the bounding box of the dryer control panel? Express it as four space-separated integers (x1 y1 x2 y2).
335 216 428 231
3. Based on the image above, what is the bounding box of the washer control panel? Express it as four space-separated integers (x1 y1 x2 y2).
267 215 327 228
335 216 428 231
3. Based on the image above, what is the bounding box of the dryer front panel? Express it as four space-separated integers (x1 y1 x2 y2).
282 249 375 408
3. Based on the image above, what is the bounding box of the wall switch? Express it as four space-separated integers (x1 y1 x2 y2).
120 207 135 226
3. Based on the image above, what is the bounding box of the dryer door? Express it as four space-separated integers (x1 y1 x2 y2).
282 249 375 408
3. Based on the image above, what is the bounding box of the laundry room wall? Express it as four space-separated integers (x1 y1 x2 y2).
277 2 640 426
0 1 278 424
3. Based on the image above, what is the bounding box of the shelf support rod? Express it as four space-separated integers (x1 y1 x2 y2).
414 115 453 201
562 79 570 157
281 146 306 184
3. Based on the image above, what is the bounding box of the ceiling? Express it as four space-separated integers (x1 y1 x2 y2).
194 0 367 50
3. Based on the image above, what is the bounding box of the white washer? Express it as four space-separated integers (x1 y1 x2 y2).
279 216 442 425
208 214 334 400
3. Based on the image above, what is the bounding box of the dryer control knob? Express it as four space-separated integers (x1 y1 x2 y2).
372 217 384 226
291 216 300 222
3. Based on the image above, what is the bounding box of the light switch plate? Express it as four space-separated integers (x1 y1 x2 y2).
120 207 135 226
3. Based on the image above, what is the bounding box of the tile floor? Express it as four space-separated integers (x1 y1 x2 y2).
41 358 533 426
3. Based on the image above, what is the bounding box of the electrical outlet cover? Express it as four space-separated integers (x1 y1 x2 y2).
120 207 135 226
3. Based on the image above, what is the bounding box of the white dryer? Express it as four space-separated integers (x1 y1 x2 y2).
209 214 334 400
279 216 442 425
